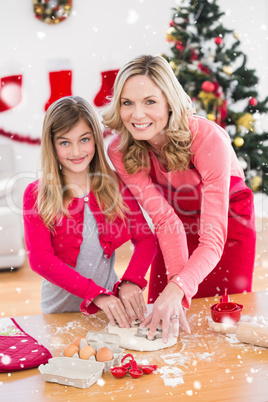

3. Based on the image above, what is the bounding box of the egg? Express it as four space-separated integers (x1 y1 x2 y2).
72 336 85 347
96 347 114 362
79 345 96 360
63 343 79 357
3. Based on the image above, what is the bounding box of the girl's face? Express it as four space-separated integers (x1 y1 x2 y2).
120 74 170 149
54 119 95 179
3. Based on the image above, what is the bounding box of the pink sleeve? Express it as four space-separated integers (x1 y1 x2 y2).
169 119 231 306
23 184 113 315
108 121 232 308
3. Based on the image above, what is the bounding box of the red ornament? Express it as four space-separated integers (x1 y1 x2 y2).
201 81 215 93
190 49 198 61
214 37 223 45
169 21 175 27
175 41 184 51
198 63 211 75
249 97 258 106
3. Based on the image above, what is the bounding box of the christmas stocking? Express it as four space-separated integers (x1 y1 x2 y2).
0 75 23 113
44 70 72 111
94 69 119 107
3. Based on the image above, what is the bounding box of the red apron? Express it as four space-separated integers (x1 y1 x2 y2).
148 160 256 302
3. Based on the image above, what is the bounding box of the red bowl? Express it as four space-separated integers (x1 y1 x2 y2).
210 302 243 324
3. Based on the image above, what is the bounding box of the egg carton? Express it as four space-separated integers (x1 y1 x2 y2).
85 331 123 372
38 357 105 389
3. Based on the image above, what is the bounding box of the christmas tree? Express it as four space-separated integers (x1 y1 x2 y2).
163 0 268 193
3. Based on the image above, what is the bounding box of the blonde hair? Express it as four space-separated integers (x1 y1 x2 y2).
102 54 195 174
38 96 127 229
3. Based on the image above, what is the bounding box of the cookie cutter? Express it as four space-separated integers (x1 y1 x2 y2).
135 326 163 341
110 353 157 379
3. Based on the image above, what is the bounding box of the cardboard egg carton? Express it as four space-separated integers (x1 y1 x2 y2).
38 357 105 389
60 331 123 373
85 330 123 372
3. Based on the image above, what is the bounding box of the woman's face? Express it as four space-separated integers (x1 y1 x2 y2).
53 119 95 179
120 74 169 149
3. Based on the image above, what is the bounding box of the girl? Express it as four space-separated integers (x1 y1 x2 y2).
23 96 156 327
103 54 256 342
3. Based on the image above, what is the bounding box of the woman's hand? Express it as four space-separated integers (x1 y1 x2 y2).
93 294 131 328
140 282 191 343
118 281 147 322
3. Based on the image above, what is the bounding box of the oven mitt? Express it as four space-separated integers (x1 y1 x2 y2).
0 317 52 372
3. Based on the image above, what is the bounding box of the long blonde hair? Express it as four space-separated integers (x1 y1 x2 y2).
38 96 127 229
102 54 195 173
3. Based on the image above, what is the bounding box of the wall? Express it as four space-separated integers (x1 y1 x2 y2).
0 0 267 212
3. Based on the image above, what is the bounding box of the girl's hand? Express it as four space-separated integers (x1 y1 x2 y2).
93 294 131 328
118 281 147 322
140 282 191 343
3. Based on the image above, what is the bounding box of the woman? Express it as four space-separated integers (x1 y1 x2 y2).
23 96 156 327
103 54 256 342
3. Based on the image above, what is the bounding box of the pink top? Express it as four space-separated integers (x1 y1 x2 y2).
108 115 245 308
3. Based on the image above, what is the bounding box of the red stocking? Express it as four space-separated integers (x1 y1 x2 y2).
0 75 23 112
94 69 119 107
44 70 72 111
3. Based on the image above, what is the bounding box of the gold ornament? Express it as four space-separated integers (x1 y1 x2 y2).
237 113 254 131
222 65 233 75
207 113 216 121
166 27 176 42
169 61 177 70
250 175 262 192
198 91 217 109
233 31 240 40
233 137 244 147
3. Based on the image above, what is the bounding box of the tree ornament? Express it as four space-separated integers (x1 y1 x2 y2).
201 81 215 92
165 27 176 42
237 113 254 131
45 70 72 111
249 97 258 107
93 69 119 107
175 41 184 51
169 21 175 27
207 113 216 121
233 31 240 40
233 137 244 147
214 37 223 45
33 0 72 25
222 65 233 75
250 175 262 192
0 75 23 112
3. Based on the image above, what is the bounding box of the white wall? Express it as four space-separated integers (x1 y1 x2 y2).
0 0 267 211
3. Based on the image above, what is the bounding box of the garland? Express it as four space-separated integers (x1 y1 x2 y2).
0 128 41 145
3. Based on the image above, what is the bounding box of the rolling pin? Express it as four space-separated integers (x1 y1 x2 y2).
209 321 268 348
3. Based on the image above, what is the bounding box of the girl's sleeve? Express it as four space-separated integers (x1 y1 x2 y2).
23 183 113 314
113 185 157 295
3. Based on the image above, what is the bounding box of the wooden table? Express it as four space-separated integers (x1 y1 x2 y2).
1 291 268 402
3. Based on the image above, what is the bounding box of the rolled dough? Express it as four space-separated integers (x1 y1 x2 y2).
108 304 178 351
107 323 177 351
